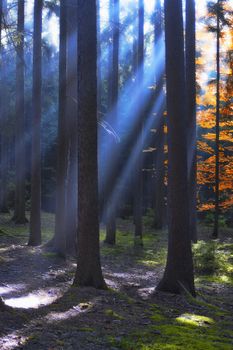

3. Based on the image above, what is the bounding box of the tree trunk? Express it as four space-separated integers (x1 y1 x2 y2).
153 0 166 230
74 0 106 289
0 0 9 213
157 0 195 296
213 0 220 239
65 0 78 255
133 0 144 245
14 0 27 224
105 0 119 245
28 0 43 246
186 0 197 242
54 0 68 257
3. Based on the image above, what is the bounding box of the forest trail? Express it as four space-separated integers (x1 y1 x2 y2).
0 214 233 350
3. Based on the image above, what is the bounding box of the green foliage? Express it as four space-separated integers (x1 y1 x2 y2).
193 240 233 284
203 213 227 228
143 208 155 228
193 240 218 274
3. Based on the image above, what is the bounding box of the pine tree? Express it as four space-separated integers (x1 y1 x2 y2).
28 0 43 246
157 0 195 296
74 0 106 289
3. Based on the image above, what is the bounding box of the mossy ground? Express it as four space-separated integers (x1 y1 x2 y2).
0 212 232 349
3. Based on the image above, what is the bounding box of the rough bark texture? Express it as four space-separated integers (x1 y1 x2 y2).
157 0 195 296
74 0 106 289
186 0 197 242
54 0 68 257
133 0 144 244
213 0 220 239
105 0 119 245
65 0 78 254
14 0 27 224
28 0 42 246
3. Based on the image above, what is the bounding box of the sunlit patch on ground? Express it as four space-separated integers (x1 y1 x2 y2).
0 283 27 296
0 332 27 350
175 313 215 327
4 287 63 309
45 302 93 323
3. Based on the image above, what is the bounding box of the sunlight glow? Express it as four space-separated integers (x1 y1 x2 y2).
5 287 63 309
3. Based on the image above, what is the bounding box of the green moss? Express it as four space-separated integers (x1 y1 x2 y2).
105 308 125 320
114 321 233 350
78 327 95 332
176 313 214 327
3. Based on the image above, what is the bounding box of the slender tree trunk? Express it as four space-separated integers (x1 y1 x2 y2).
74 0 106 289
105 0 119 245
97 0 102 114
0 0 9 213
133 0 144 245
54 0 67 257
186 0 197 242
14 0 27 224
213 0 220 239
28 0 43 246
65 0 78 254
157 0 195 296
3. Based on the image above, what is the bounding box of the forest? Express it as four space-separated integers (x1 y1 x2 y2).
0 0 232 349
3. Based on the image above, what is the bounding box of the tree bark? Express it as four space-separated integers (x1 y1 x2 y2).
14 0 27 224
74 0 106 289
54 0 68 257
157 0 195 296
0 0 9 213
186 0 197 242
65 0 78 254
153 0 166 230
105 0 119 245
28 0 43 246
133 0 144 245
213 0 220 239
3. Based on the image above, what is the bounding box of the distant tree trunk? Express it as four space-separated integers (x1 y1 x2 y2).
186 0 197 242
104 0 119 245
97 0 102 114
54 0 67 257
28 0 43 246
14 0 27 224
65 0 78 254
0 0 9 213
133 0 144 245
74 0 106 289
157 0 195 296
153 0 166 230
213 0 220 239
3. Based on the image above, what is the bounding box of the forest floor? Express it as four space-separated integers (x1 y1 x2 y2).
0 212 233 350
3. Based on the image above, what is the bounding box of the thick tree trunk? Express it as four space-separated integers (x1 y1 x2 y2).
54 0 68 257
28 0 43 246
105 0 119 245
74 0 106 289
213 1 220 239
186 0 197 243
157 0 195 296
14 0 27 224
153 0 166 230
65 0 78 255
